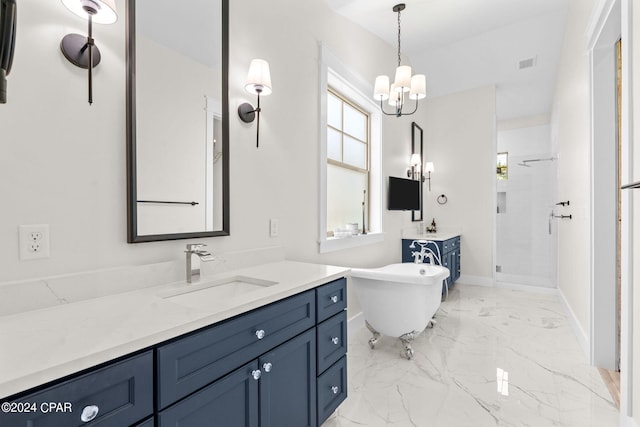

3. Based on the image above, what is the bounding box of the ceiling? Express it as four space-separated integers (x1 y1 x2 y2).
324 0 569 121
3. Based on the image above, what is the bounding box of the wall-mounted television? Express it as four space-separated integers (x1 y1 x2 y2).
388 176 420 211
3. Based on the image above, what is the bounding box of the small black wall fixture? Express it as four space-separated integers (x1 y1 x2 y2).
0 0 17 104
60 0 117 105
238 59 271 148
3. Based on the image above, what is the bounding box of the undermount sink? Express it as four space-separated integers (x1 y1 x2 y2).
159 275 279 306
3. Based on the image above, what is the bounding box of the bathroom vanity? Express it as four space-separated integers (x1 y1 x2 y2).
401 232 461 288
0 261 349 427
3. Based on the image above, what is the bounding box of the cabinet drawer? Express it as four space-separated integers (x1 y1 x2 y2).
1 351 153 427
316 278 347 323
157 290 315 409
442 236 460 253
317 356 347 426
317 311 347 374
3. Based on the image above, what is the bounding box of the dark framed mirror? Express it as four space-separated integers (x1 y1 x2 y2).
126 0 229 243
411 122 424 222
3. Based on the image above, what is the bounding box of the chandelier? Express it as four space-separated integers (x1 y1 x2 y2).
373 3 426 117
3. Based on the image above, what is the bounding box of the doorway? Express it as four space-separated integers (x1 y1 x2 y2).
495 124 557 289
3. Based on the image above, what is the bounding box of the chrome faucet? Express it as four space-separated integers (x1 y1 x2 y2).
409 240 437 265
185 243 216 283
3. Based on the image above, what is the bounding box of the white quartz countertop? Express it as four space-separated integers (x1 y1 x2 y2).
401 231 461 241
0 261 350 399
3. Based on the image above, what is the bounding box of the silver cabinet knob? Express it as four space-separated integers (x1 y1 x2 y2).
263 362 273 373
80 405 99 422
330 295 338 303
255 329 266 340
251 369 262 380
331 386 339 394
331 336 340 345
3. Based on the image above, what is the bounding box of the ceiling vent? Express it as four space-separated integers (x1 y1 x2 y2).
518 56 537 70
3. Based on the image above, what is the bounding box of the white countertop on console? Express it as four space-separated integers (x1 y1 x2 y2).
401 231 461 241
0 261 350 399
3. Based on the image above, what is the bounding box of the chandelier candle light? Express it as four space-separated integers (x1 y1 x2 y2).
373 3 426 117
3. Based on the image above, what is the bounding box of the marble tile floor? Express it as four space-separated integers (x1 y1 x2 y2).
324 284 619 427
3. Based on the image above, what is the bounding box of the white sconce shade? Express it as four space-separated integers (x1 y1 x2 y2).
61 0 118 24
410 74 426 100
374 75 390 100
425 162 435 173
394 65 412 92
410 153 421 168
245 59 272 96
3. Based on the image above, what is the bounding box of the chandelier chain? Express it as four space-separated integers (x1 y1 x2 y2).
397 7 402 67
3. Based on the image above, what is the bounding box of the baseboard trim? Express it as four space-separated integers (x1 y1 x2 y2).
347 310 365 334
557 287 590 359
457 275 493 287
621 415 638 427
494 281 560 295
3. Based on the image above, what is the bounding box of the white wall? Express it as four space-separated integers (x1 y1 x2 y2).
422 86 496 284
550 0 596 339
0 1 497 319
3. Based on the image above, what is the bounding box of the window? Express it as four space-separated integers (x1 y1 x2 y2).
326 90 369 236
497 152 508 180
318 44 384 253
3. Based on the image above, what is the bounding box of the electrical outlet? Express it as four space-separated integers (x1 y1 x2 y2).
269 219 279 237
19 224 50 260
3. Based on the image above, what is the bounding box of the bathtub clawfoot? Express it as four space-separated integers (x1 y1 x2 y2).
399 331 418 360
366 321 381 349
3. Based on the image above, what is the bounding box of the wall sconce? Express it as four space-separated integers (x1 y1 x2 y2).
60 0 117 105
425 162 434 191
238 59 272 148
407 153 422 180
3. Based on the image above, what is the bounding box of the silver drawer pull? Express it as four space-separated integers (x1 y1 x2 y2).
331 336 340 345
80 405 99 423
251 369 262 380
263 362 273 373
331 385 339 394
330 295 338 303
255 329 266 340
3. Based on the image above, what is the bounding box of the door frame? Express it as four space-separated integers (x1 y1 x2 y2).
587 0 633 417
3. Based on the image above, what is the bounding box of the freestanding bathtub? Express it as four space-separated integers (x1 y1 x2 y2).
351 263 450 359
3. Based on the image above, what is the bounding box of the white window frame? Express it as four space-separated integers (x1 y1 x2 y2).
318 43 384 253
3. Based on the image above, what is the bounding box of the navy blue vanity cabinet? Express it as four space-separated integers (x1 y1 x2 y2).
2 275 349 427
156 290 315 409
401 236 461 288
0 351 153 427
315 278 348 426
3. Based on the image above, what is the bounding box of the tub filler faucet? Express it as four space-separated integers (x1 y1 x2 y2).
185 243 216 283
409 240 435 264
